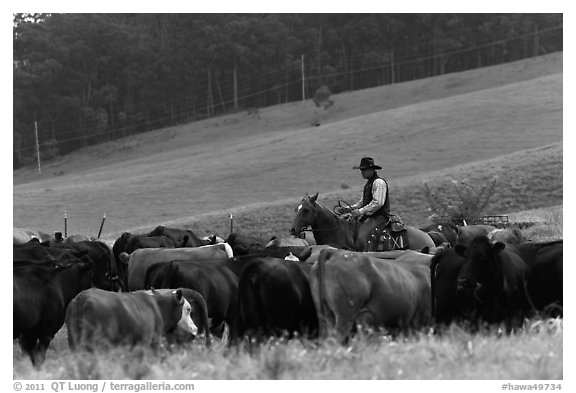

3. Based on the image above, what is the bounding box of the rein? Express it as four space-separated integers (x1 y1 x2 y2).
300 200 357 232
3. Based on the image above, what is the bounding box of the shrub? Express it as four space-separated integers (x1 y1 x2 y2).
312 86 334 109
424 177 497 225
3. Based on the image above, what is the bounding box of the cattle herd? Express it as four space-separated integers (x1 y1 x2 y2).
13 221 562 369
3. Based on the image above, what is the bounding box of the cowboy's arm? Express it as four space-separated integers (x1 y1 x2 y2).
349 196 364 210
358 179 387 215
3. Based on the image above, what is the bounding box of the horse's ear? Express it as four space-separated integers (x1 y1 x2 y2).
310 193 318 203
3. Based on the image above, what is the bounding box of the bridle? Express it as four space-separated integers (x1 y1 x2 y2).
296 199 357 234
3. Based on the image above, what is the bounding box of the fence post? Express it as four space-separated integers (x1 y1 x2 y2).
34 121 41 175
301 54 306 102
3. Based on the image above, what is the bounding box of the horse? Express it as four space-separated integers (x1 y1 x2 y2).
290 193 434 252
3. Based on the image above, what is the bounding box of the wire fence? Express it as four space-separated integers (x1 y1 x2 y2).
14 24 562 167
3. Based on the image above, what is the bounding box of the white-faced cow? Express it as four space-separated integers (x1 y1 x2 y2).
65 288 197 351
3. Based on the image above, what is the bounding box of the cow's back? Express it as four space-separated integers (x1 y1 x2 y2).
127 245 229 290
487 227 524 244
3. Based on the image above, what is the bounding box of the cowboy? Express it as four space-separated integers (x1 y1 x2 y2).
341 157 390 250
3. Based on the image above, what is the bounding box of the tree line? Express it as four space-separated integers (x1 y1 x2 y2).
13 13 563 168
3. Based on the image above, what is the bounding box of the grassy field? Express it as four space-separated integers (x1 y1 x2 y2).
13 320 563 380
13 53 562 238
12 52 563 381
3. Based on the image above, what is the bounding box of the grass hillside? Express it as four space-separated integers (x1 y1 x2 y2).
13 53 563 238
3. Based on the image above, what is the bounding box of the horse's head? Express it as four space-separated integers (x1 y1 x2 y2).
290 193 318 238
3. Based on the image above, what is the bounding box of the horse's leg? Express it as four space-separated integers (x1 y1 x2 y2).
406 226 435 252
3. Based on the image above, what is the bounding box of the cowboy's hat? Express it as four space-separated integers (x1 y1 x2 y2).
353 157 382 170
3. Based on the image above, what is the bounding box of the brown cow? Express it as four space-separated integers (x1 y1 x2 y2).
65 288 197 351
487 227 524 245
312 249 432 343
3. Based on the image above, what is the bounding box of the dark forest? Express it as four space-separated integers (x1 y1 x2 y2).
13 13 562 167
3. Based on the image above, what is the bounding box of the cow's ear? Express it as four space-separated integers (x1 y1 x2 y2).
174 288 183 302
493 242 506 253
455 244 466 256
310 193 319 203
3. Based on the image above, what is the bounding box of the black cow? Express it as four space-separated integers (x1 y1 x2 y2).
516 240 563 316
112 232 137 282
147 225 206 247
420 222 458 247
456 236 531 330
430 248 467 325
56 240 116 291
14 240 116 291
226 232 268 255
431 239 563 327
13 243 78 263
112 233 178 290
125 235 178 254
144 258 244 338
14 258 94 367
233 256 318 342
427 231 449 247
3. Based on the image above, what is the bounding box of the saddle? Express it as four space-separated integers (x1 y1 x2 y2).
366 214 408 252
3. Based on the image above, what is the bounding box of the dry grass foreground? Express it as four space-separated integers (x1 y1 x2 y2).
13 325 562 380
13 53 562 238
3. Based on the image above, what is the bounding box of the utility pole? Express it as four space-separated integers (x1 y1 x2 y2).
34 121 41 175
301 54 306 102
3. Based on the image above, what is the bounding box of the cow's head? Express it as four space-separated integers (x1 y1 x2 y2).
456 237 506 293
152 288 198 340
290 193 318 237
